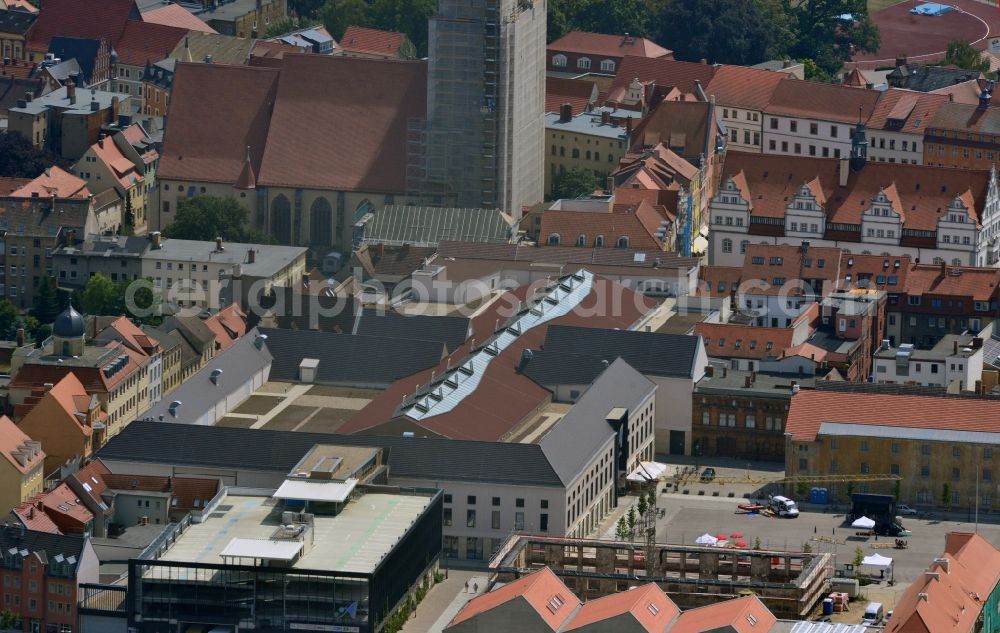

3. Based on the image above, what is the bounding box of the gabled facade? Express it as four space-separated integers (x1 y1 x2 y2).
708 152 1000 268
0 415 44 515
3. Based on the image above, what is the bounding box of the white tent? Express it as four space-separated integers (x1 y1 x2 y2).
851 516 876 529
695 533 719 545
862 553 893 568
626 461 669 482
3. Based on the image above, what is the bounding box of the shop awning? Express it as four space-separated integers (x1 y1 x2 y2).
626 461 668 482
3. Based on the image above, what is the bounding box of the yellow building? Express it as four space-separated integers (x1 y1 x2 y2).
545 107 630 197
0 415 44 513
74 134 147 230
786 389 1000 509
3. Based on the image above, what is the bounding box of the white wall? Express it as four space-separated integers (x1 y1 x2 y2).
763 115 850 159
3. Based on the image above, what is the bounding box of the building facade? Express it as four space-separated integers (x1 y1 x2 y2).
0 417 44 515
545 107 628 195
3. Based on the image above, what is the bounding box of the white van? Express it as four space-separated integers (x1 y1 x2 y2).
863 602 884 625
770 495 800 518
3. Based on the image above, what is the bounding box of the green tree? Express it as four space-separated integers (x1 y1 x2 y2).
942 482 951 507
120 195 135 237
288 0 326 18
551 168 600 201
796 480 809 497
785 0 880 78
0 300 19 339
119 278 162 325
164 196 274 244
0 132 71 178
81 273 122 316
852 546 864 572
944 40 990 74
893 478 901 501
320 0 369 39
657 0 775 66
32 324 52 348
320 0 435 56
31 276 60 325
626 506 637 536
846 480 856 500
637 493 648 517
264 16 301 37
802 541 812 553
616 515 629 540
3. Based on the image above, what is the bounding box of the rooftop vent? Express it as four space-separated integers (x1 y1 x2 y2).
210 368 223 385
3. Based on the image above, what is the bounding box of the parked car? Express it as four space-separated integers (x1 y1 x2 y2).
897 504 918 515
700 467 716 482
875 522 911 537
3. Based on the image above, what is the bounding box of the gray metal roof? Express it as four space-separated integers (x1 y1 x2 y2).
545 112 630 139
543 324 702 378
521 350 612 387
818 422 1000 445
144 238 306 278
140 329 273 423
259 327 445 388
9 85 129 115
540 358 655 485
97 420 564 487
362 205 513 247
352 310 470 352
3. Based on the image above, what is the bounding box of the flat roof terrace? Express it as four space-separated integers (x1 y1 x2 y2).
157 492 432 574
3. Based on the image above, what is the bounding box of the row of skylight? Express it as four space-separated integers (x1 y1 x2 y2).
403 269 594 421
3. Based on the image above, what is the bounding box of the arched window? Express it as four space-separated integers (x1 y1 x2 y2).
595 235 605 247
575 234 586 246
577 57 591 70
616 236 630 248
270 194 292 245
600 59 616 73
552 54 567 67
740 240 749 254
310 197 333 245
722 238 733 253
548 233 561 246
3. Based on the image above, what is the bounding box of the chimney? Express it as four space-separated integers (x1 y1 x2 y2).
940 260 947 277
606 176 614 193
15 328 24 347
43 382 53 392
150 231 162 249
247 249 255 264
215 236 224 252
254 334 268 350
66 80 76 104
517 348 533 373
601 110 610 125
559 102 572 123
210 368 223 385
895 55 907 68
722 366 727 378
705 365 714 377
782 59 791 69
744 375 752 388
955 340 959 355
838 158 849 187
98 134 104 148
625 116 633 140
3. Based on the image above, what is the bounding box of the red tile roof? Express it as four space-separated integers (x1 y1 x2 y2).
104 316 162 355
101 473 219 511
546 76 598 115
633 100 715 159
11 501 61 534
866 89 948 134
22 483 93 534
114 20 189 66
0 415 43 475
886 533 1000 633
606 56 716 103
548 32 671 60
90 136 144 189
695 316 804 360
697 265 743 297
0 59 36 80
564 583 679 633
26 0 138 53
12 166 89 198
903 263 1000 302
142 3 215 33
449 567 579 630
11 343 150 394
721 152 991 231
338 26 408 58
203 304 247 353
785 390 1000 441
1 0 38 13
670 595 776 633
765 79 881 124
256 54 426 192
741 243 843 295
706 65 787 111
838 253 911 291
158 63 279 184
0 177 31 195
540 201 669 251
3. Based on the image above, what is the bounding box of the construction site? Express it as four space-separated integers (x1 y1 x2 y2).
489 534 832 619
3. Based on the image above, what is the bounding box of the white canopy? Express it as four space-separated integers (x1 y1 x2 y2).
626 461 669 482
274 478 358 503
220 538 303 561
862 553 893 568
851 516 876 529
695 533 719 545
